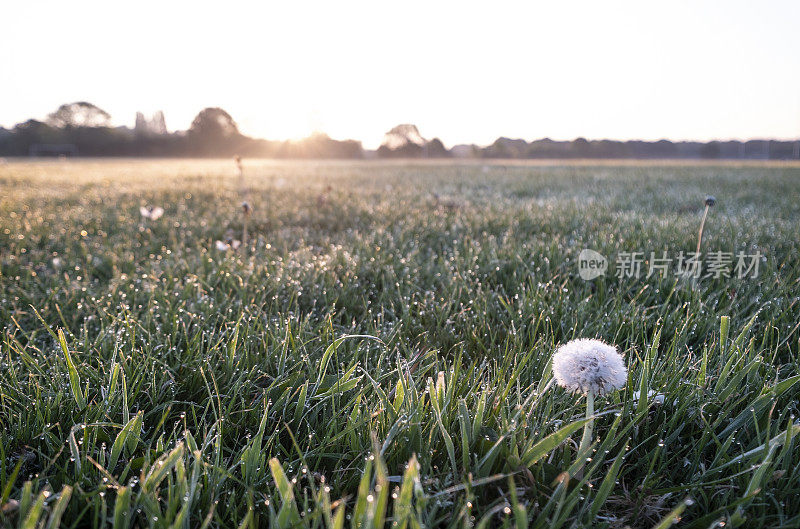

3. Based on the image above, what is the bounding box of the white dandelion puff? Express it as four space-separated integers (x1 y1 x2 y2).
552 338 627 395
140 206 164 220
215 239 241 252
552 338 627 476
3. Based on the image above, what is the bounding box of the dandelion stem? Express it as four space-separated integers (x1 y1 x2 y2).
696 203 710 255
577 391 595 466
242 214 249 250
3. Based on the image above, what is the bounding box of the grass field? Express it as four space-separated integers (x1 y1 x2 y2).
1 159 799 528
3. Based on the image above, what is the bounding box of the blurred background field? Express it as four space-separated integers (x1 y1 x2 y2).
1 159 799 528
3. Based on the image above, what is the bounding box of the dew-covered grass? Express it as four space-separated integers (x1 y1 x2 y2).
1 158 799 528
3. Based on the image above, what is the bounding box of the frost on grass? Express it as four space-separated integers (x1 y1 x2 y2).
553 338 627 395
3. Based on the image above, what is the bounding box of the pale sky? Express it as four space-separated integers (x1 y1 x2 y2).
1 0 799 148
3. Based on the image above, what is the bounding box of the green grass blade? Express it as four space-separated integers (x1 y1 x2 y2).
58 329 86 409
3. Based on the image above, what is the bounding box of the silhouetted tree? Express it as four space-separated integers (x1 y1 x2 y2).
484 137 529 158
135 111 168 136
189 108 239 138
152 111 167 135
6 120 62 155
187 107 243 155
425 138 449 157
270 132 363 159
378 124 425 157
700 141 721 159
47 102 111 128
571 137 590 157
526 138 570 158
593 139 631 158
0 104 795 160
135 112 147 134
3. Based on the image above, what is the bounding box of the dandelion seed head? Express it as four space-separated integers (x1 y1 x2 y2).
705 195 716 207
140 206 164 220
553 339 627 395
241 201 252 215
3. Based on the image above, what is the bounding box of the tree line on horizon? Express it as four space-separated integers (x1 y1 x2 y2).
1 101 798 160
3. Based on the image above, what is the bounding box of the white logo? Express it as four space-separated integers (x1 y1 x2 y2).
578 249 607 280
